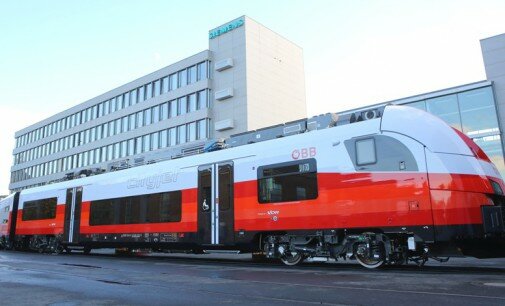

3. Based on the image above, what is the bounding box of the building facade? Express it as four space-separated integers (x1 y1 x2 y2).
9 16 306 192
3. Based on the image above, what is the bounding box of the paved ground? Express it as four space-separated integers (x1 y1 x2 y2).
0 250 504 305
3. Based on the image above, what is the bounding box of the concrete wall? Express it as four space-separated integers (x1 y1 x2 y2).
481 34 505 149
209 16 307 139
244 16 306 131
209 17 249 139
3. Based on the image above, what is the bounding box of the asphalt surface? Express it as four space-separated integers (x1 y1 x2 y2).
0 250 504 306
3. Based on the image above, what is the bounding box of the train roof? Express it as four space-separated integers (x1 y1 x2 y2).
18 105 472 197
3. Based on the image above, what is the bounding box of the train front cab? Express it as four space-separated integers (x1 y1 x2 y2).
382 105 505 258
442 129 505 258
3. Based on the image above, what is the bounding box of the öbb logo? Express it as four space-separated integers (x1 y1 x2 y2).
291 147 316 160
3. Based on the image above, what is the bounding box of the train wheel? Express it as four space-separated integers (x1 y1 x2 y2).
354 241 386 269
83 247 91 255
280 251 304 266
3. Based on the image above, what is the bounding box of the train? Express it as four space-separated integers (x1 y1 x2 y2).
1 105 504 268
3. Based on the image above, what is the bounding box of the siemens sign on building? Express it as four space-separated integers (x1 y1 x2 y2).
209 17 244 39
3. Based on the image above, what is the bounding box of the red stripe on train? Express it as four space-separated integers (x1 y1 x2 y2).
13 171 500 236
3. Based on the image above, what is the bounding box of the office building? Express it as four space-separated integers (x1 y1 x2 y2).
9 16 306 192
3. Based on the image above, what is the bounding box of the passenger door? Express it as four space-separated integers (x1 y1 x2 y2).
197 162 234 245
63 187 83 244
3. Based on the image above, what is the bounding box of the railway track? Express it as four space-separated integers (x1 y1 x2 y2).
64 251 505 276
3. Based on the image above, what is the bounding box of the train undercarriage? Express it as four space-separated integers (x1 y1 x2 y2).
261 231 446 268
4 229 504 269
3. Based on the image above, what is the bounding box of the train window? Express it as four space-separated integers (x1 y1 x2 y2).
22 197 57 221
89 191 181 226
219 165 232 211
147 192 182 222
345 136 419 172
89 199 115 225
257 159 318 204
355 138 376 165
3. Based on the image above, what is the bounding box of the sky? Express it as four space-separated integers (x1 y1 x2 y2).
1 0 505 194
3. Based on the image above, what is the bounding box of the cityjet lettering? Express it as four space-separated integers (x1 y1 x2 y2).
127 172 179 190
209 18 244 39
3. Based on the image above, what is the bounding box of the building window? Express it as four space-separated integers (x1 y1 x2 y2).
109 119 115 136
124 91 130 107
127 139 134 156
97 103 103 118
188 122 196 142
122 116 128 133
137 111 144 128
102 123 108 139
146 83 153 100
198 90 208 109
188 65 197 84
169 73 177 91
426 94 462 130
138 86 145 102
114 143 120 159
258 159 318 204
129 114 136 131
152 105 160 123
169 100 177 118
107 144 113 161
117 95 124 110
177 125 186 144
160 130 168 148
188 93 197 112
458 87 499 136
161 102 168 121
162 77 169 94
178 69 187 87
135 137 142 154
197 61 207 81
169 128 176 146
152 132 159 150
143 135 150 152
178 97 187 115
130 89 137 105
144 108 152 125
120 141 127 158
154 79 161 97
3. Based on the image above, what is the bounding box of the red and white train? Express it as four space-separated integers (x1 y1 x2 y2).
1 105 504 268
